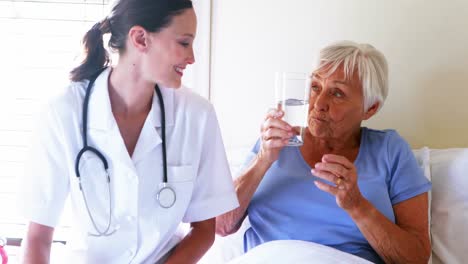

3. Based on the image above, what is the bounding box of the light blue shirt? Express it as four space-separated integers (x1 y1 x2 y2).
244 128 431 264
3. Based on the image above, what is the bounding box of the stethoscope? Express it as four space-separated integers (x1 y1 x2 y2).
74 67 176 237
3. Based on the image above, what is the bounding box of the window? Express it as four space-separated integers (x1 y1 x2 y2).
0 0 111 243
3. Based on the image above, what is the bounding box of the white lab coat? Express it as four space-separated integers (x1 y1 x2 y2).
23 68 239 263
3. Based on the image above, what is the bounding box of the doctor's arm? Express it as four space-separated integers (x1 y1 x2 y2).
22 222 54 264
164 218 215 264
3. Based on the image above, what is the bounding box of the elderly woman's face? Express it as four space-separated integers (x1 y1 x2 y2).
307 65 367 139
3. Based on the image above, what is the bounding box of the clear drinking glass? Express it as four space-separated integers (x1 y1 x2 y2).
275 72 310 146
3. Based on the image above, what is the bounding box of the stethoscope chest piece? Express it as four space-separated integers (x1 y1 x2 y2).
157 183 176 208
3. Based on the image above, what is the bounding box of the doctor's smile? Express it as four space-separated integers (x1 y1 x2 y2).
174 66 185 77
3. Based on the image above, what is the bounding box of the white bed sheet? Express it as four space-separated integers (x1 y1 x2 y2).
226 240 372 264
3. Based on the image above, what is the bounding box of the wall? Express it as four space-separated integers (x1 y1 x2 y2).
182 0 211 98
210 0 468 151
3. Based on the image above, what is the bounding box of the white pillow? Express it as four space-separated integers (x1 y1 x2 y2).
430 148 468 264
226 240 372 264
225 146 254 178
413 147 432 182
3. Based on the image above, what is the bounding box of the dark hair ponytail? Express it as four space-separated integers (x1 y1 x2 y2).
70 18 111 81
69 0 192 82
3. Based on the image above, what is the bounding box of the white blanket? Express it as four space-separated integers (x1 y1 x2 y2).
227 240 372 264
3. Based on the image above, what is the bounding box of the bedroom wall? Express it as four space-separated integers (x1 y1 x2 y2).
210 0 468 151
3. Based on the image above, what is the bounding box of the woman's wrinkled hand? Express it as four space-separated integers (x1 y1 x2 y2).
311 154 366 213
257 108 294 165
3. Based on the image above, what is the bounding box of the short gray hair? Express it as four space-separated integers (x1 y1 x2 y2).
314 40 389 111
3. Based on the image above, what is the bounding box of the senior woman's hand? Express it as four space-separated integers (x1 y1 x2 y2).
257 109 294 164
311 154 366 213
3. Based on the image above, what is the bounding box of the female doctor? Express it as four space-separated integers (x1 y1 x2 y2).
22 0 238 263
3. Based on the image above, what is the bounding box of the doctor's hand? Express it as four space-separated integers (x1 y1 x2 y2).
257 109 294 165
311 154 367 214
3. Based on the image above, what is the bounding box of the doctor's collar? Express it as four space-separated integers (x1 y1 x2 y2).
86 68 175 130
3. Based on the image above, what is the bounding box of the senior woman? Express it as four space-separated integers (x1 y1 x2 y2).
216 41 432 264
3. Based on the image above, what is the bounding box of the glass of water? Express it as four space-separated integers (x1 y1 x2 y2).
275 72 310 146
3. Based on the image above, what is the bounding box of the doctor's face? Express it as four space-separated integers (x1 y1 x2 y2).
143 8 197 88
